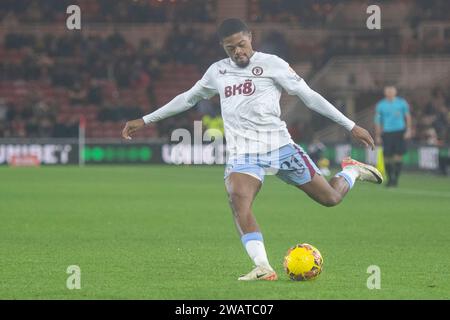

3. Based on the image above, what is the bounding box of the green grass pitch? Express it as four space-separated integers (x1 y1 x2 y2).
0 165 449 299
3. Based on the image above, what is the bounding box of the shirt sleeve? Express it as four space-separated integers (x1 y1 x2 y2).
402 99 410 116
272 56 355 131
142 64 218 124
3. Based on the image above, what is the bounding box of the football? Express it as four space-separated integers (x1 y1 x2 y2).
283 243 323 281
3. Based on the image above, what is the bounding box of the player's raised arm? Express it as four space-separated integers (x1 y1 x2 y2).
121 65 218 140
272 57 375 150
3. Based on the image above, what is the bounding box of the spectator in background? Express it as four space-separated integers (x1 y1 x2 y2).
0 98 9 137
0 98 8 121
259 31 289 60
68 82 87 106
86 78 103 105
308 137 331 176
374 86 413 187
427 88 449 144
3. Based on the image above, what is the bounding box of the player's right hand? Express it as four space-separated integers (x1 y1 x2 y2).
121 118 145 140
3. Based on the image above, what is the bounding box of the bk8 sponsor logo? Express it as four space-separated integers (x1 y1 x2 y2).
224 80 256 98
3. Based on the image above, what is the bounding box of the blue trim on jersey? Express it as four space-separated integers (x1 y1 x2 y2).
241 232 264 245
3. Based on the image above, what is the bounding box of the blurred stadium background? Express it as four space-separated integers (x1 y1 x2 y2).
0 0 448 171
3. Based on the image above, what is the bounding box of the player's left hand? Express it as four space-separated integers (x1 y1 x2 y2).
351 125 375 150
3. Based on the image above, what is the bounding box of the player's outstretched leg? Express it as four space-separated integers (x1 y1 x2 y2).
225 172 278 281
298 157 383 207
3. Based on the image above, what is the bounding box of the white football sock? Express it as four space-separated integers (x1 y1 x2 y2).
244 240 272 269
336 165 359 189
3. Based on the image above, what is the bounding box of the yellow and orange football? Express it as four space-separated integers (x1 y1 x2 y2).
283 243 323 281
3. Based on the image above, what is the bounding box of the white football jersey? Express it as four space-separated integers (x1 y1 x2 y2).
196 51 296 156
143 51 354 157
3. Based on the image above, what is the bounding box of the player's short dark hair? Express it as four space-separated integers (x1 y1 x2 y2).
217 18 250 41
